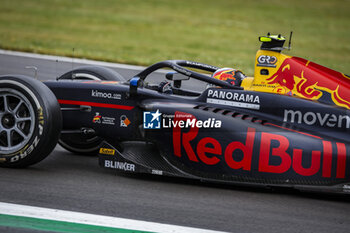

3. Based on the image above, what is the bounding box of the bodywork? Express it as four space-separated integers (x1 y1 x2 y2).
37 34 350 194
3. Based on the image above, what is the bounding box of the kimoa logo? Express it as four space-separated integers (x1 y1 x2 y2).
91 90 121 100
207 90 260 103
284 109 350 128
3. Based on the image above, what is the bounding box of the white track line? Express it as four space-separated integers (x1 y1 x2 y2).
0 202 226 233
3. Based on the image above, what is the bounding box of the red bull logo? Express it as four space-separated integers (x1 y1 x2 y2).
172 111 348 179
266 57 350 109
213 68 237 83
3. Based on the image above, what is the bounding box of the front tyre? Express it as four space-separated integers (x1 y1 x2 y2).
0 76 61 168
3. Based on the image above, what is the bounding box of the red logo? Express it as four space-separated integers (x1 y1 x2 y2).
267 57 350 109
93 112 101 123
172 111 347 178
213 68 237 82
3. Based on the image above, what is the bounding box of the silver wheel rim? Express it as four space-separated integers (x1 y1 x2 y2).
0 89 35 154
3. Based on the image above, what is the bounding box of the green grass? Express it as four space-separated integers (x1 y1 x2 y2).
0 0 349 75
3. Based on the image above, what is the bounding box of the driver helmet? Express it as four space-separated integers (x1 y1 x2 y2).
211 68 246 87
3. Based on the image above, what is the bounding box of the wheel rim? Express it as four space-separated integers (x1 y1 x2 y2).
0 89 35 154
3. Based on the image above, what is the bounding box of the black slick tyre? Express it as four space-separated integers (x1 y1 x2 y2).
0 75 62 168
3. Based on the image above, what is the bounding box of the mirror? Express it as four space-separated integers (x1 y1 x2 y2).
165 72 190 88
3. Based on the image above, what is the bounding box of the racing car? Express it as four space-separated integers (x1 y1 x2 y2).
1 33 350 194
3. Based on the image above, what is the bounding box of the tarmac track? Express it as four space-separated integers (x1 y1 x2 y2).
0 50 349 233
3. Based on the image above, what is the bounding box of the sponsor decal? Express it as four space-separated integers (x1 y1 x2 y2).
266 57 350 109
152 170 163 175
99 148 115 155
207 89 260 110
93 112 115 125
93 112 102 123
104 160 135 171
185 61 218 70
143 110 162 129
173 112 347 178
284 109 350 129
91 90 121 100
257 55 277 67
120 115 131 127
101 117 115 125
273 86 287 95
171 65 192 76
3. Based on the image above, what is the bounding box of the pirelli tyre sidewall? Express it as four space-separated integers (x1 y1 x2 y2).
0 76 61 168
